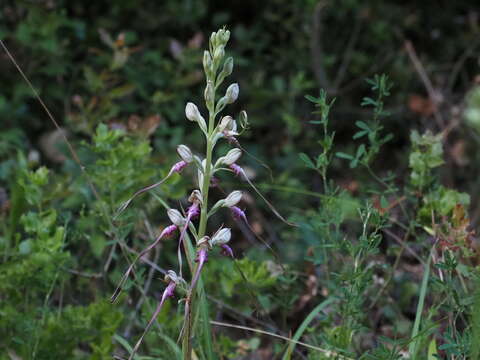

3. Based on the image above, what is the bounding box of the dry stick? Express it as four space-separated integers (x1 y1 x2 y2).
382 228 425 265
210 321 354 359
404 40 445 129
124 245 167 275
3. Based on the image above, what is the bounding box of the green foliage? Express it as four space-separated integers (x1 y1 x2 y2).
464 86 480 133
336 74 393 168
418 185 470 221
0 159 122 359
1 1 479 359
409 130 445 190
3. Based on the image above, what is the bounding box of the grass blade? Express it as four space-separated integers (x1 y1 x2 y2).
282 297 336 360
408 253 431 358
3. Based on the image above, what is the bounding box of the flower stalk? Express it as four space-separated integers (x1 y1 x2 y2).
112 27 292 360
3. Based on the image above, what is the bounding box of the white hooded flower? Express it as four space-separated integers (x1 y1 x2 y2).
223 191 242 207
167 209 185 227
215 148 242 167
209 228 231 246
177 144 193 163
225 83 239 104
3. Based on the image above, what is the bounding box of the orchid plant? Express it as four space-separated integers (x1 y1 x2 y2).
110 28 292 359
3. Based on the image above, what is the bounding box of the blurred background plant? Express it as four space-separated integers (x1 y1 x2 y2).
1 0 480 359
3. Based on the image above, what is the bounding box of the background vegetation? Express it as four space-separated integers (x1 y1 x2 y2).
1 0 480 359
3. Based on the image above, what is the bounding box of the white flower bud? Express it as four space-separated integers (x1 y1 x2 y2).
221 30 230 44
185 102 207 133
209 228 231 246
177 144 193 163
185 102 201 122
222 57 233 77
223 148 242 165
213 46 225 63
167 209 185 227
204 80 215 107
203 50 212 74
224 191 242 207
209 32 217 48
216 29 230 46
225 83 239 104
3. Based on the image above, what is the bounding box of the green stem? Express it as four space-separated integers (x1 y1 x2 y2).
182 91 216 360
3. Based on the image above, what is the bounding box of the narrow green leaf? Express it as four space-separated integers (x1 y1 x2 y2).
282 297 336 360
409 254 431 359
299 153 316 169
355 121 370 130
336 152 353 160
353 130 368 139
428 338 438 360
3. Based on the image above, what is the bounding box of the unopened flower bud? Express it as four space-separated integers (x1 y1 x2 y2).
185 102 201 122
203 50 212 75
167 209 185 227
209 228 231 246
185 102 207 133
177 144 193 163
224 191 242 207
225 83 239 104
222 57 233 76
204 80 215 107
213 45 225 63
220 29 230 45
210 32 217 48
